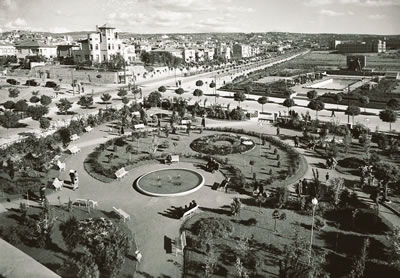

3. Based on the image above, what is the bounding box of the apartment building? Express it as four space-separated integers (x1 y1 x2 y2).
183 49 196 63
232 43 252 59
0 43 16 56
331 39 386 53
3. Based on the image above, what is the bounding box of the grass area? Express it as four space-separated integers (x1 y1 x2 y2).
182 196 396 278
0 204 136 277
286 50 400 71
84 129 305 191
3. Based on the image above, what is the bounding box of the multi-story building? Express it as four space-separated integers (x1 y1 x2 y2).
57 44 80 59
151 48 183 59
15 40 57 59
183 49 196 63
331 39 386 53
0 42 16 56
215 43 231 60
232 43 252 59
72 24 135 64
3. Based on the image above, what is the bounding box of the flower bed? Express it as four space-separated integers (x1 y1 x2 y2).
190 134 255 155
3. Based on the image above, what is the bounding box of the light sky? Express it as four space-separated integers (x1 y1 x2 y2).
0 0 399 34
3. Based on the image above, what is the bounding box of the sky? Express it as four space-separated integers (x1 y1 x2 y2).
0 0 399 35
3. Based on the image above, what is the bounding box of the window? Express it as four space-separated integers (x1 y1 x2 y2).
90 55 93 60
118 44 121 50
95 44 98 50
108 44 111 50
103 54 106 60
89 44 93 50
85 55 89 60
96 54 99 61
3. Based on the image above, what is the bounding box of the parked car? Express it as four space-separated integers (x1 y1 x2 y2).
45 81 58 88
6 78 20 85
25 79 40 86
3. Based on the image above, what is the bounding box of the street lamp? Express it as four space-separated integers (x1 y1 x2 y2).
309 197 318 264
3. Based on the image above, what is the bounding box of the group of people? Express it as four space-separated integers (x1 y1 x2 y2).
69 169 79 190
220 177 230 193
326 157 338 170
180 200 198 217
206 158 220 173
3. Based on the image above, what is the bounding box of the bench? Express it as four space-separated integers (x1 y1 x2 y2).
68 146 81 154
56 160 65 171
52 178 63 191
70 134 80 141
115 167 128 179
134 124 145 130
113 206 131 222
181 119 191 125
165 155 179 164
132 111 140 117
74 198 98 208
84 126 93 132
181 205 199 218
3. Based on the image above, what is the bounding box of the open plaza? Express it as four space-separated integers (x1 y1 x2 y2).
0 3 400 277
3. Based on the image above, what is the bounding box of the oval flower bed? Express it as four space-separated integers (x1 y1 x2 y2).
190 134 255 155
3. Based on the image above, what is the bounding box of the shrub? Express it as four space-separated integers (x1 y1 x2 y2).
314 216 326 230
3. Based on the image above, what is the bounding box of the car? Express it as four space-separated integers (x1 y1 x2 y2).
25 79 40 86
44 81 58 88
6 79 20 85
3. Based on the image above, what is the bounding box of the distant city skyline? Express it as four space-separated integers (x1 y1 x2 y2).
0 0 399 35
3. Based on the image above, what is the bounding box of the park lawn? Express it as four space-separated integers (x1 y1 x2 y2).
182 197 394 278
86 129 303 189
0 205 136 277
287 50 400 71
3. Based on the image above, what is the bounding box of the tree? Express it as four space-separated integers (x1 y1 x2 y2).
29 95 40 104
345 105 361 125
8 87 20 99
0 110 19 136
346 238 369 278
307 90 318 100
257 96 268 113
379 109 397 132
373 161 400 201
117 88 127 98
282 98 295 112
121 97 129 105
77 96 94 109
100 93 112 110
195 80 204 87
27 105 49 120
60 216 81 252
175 88 184 96
244 85 252 99
387 226 400 267
234 91 246 107
358 96 369 113
132 86 141 100
308 99 325 120
387 98 400 110
39 117 50 130
14 99 28 117
158 86 167 93
334 93 342 111
70 249 99 278
40 95 52 106
193 89 203 99
3 100 15 110
146 91 162 107
56 98 73 115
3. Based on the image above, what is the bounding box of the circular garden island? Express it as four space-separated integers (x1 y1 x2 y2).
190 134 255 155
84 128 307 193
136 168 205 197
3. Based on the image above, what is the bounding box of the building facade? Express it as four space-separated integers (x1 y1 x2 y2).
232 43 252 59
333 40 386 53
15 40 57 59
0 43 16 56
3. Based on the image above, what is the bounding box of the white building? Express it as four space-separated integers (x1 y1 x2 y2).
232 43 252 59
15 40 57 59
0 43 16 56
183 49 196 63
72 24 135 64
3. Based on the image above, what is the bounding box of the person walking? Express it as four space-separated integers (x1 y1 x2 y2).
73 170 79 190
69 170 75 185
331 110 336 117
276 126 280 136
325 172 330 182
201 116 206 128
294 135 299 147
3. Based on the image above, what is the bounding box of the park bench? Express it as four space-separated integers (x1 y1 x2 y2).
134 124 145 130
74 198 98 208
124 131 132 136
70 134 80 141
115 167 128 179
165 155 179 164
180 119 191 125
181 205 199 219
52 178 63 191
68 146 81 154
113 206 131 222
132 111 140 117
84 126 93 132
56 160 65 171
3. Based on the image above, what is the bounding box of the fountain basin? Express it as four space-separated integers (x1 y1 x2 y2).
136 168 205 197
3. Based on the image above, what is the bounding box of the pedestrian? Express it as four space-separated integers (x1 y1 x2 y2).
135 250 142 263
325 172 330 181
201 116 206 128
82 86 85 93
165 127 169 138
294 135 299 147
69 169 75 185
121 126 125 135
73 170 79 190
276 126 280 136
297 180 302 197
331 110 336 117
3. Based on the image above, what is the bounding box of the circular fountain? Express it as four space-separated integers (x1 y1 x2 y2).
136 168 205 197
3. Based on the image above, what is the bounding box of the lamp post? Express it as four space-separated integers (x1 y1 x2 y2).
309 197 318 264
